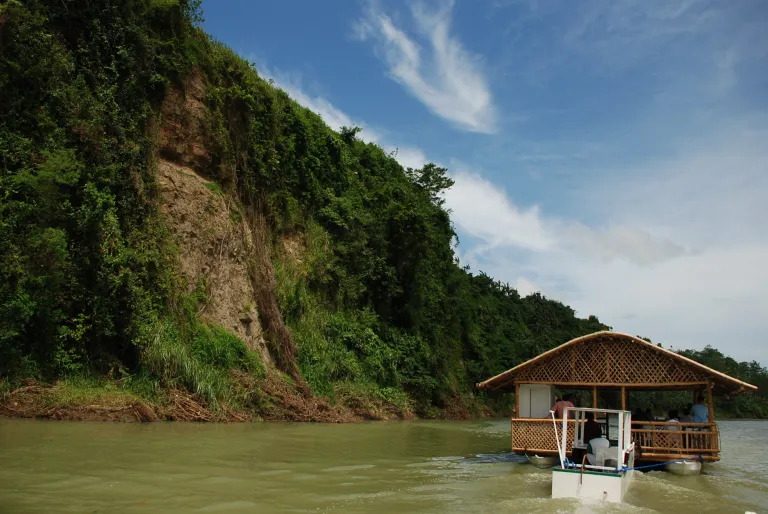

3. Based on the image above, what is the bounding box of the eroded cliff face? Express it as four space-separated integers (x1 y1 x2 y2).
150 73 372 422
156 72 269 364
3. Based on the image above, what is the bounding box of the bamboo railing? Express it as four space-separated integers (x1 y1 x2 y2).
510 418 720 462
630 421 719 460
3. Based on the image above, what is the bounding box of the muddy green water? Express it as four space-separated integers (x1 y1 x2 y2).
0 419 765 513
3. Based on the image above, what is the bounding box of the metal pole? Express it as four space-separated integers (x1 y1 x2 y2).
551 410 564 468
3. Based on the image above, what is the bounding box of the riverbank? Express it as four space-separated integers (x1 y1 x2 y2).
0 378 501 423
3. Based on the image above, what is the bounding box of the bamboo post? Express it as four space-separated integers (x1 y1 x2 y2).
707 381 714 422
592 386 598 408
621 386 626 410
514 383 520 418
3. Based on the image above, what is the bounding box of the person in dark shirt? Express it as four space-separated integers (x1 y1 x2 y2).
584 411 602 442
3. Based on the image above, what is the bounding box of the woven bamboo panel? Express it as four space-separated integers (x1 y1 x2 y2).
632 425 718 454
649 431 682 450
511 420 573 452
515 334 707 384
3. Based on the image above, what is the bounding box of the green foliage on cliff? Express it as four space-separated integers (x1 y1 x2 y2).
193 37 611 411
1 1 764 417
677 347 768 418
0 0 201 379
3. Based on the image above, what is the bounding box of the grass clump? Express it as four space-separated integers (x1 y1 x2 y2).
41 377 142 409
142 315 264 410
204 181 223 195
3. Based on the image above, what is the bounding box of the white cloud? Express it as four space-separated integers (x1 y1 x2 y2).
257 65 428 171
458 128 768 363
444 170 552 252
391 146 429 171
558 223 686 266
514 277 541 297
443 168 688 267
355 1 497 133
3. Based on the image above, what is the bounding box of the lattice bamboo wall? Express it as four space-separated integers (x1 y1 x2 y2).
514 334 708 384
511 419 573 453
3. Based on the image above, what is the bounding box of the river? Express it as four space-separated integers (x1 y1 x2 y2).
0 419 765 513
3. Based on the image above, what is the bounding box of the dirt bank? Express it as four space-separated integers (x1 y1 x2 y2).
0 378 498 423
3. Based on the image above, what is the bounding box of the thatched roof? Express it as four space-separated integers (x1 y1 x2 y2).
477 331 758 395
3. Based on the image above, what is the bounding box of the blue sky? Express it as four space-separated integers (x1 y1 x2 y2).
201 0 768 364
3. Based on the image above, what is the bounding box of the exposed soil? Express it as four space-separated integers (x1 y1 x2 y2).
157 160 270 360
157 71 270 362
158 71 311 389
158 70 211 172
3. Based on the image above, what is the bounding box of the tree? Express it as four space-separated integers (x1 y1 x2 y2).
407 163 454 207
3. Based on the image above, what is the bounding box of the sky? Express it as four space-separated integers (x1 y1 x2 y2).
201 0 768 364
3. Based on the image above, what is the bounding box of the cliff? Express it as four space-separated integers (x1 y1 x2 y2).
0 0 611 421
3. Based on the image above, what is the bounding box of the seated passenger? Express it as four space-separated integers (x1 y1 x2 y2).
665 409 679 426
584 412 602 442
691 393 710 423
665 409 682 447
679 403 694 422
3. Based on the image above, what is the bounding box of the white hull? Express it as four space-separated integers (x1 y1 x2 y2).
552 468 631 503
665 460 702 475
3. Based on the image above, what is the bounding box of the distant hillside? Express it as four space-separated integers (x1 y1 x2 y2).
1 1 763 421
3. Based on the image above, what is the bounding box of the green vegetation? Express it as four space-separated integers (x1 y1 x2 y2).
204 181 223 195
678 347 768 418
1 1 764 419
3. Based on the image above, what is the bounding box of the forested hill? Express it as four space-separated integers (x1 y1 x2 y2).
1 1 764 420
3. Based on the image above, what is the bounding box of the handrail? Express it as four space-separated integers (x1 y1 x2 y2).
631 429 714 435
511 417 577 422
630 421 716 427
512 417 717 428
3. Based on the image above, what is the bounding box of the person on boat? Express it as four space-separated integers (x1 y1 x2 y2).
679 404 694 422
665 409 683 448
586 434 609 466
665 409 680 427
644 407 654 421
584 411 602 442
552 394 575 418
691 393 710 422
